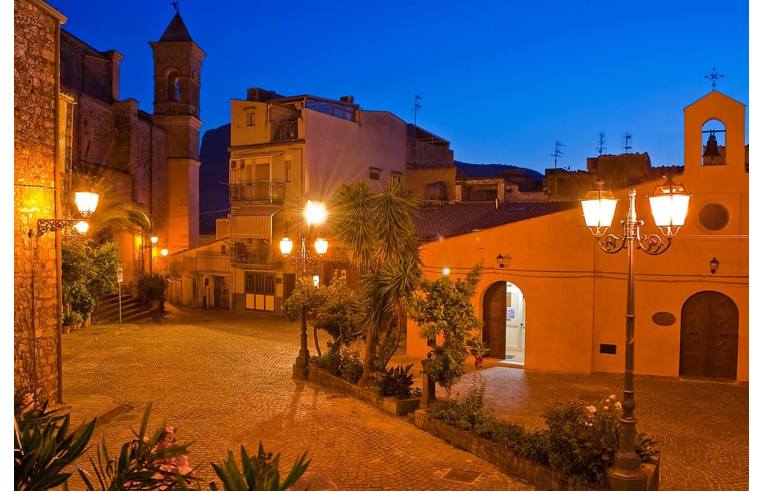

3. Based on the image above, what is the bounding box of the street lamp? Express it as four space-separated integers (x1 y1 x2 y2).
282 200 329 379
34 190 100 236
580 177 689 490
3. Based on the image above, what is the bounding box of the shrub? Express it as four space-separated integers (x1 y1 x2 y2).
137 273 169 303
210 443 309 491
376 364 414 399
428 381 658 488
63 310 83 327
62 239 120 322
339 350 364 384
14 394 96 491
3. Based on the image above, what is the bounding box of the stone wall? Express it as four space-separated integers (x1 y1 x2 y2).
14 0 65 402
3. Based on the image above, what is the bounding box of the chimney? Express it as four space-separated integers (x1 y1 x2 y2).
107 50 123 101
339 95 355 104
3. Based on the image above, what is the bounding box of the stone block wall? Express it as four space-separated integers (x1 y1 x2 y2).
14 0 65 402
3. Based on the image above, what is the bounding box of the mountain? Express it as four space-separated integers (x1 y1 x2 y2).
199 123 231 235
455 161 544 191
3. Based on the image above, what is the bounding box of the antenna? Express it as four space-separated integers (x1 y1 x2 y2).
412 95 422 128
550 140 565 168
171 0 179 13
705 67 724 90
596 132 607 155
623 132 632 154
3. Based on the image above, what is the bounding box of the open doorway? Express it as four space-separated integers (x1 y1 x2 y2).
482 281 526 365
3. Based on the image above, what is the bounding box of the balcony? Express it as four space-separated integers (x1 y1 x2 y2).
230 241 280 269
230 180 285 204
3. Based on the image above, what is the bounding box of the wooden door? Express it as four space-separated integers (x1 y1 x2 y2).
482 282 507 359
680 291 738 379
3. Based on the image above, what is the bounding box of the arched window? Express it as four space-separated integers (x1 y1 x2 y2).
701 119 726 166
167 70 180 102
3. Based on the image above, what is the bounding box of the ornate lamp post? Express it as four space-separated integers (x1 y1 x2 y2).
280 200 328 379
581 177 689 490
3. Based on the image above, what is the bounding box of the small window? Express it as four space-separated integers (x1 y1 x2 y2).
247 110 256 127
391 171 402 185
369 167 381 181
284 159 292 182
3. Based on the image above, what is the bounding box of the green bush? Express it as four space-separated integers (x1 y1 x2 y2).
428 380 658 488
375 364 414 399
62 239 120 322
137 273 169 302
62 311 83 327
209 443 309 491
339 350 364 384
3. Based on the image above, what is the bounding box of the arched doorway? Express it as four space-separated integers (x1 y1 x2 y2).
680 291 738 379
482 281 526 364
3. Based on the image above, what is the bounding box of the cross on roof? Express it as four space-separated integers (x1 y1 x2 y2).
705 67 724 89
171 0 179 13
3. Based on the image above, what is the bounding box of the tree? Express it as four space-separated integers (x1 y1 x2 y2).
410 265 484 398
331 180 422 385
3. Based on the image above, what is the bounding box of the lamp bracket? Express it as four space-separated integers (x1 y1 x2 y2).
33 218 81 237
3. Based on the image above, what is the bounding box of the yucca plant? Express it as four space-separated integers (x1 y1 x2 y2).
14 395 96 491
209 443 309 491
77 403 195 490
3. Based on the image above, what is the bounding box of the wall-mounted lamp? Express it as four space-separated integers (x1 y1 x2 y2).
496 254 509 268
160 248 169 257
150 235 159 246
442 267 451 277
33 191 100 237
710 257 719 274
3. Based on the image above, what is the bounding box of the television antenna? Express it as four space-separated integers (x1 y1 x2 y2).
551 140 565 168
623 133 632 154
596 132 607 155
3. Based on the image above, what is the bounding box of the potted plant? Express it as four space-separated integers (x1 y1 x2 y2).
62 311 82 334
137 273 169 311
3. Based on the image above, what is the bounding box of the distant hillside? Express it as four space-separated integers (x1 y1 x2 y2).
455 161 544 191
199 123 230 235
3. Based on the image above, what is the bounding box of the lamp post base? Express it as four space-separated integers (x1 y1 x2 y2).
293 354 309 380
607 459 648 491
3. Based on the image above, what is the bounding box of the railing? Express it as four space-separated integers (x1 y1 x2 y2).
272 119 299 142
230 180 285 204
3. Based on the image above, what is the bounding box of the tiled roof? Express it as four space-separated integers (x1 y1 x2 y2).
160 13 193 42
414 200 579 241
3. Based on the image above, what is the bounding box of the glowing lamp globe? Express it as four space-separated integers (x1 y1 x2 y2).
74 191 99 217
581 185 618 236
279 236 293 257
150 235 159 245
74 220 89 234
314 237 329 255
160 248 169 257
649 176 690 237
304 200 328 226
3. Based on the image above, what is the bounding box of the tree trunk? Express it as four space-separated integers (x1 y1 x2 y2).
358 324 377 386
313 323 322 356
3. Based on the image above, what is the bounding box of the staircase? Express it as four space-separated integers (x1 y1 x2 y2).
92 293 153 325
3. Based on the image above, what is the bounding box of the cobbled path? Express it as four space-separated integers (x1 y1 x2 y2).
62 308 531 490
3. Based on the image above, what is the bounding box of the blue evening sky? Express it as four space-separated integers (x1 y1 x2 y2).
51 0 748 172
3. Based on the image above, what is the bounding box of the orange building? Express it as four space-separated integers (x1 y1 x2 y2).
407 89 748 382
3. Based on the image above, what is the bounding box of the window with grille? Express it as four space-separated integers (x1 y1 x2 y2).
247 110 256 126
369 167 381 181
284 159 292 182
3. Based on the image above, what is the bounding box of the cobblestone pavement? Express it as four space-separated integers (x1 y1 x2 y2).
62 308 531 490
442 366 748 490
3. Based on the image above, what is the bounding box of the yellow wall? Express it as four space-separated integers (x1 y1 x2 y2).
409 91 748 381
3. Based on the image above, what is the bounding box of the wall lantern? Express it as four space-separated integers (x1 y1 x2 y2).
710 257 720 274
279 236 294 257
314 237 329 255
150 235 159 246
34 191 100 236
74 221 90 235
496 254 509 268
442 267 451 276
160 248 169 257
312 275 320 287
74 191 99 217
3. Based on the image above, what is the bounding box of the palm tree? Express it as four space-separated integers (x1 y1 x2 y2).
331 180 422 385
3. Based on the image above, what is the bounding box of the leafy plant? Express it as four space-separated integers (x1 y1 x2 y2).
77 403 195 490
339 350 364 384
410 265 483 397
137 273 169 303
376 364 415 399
209 443 309 491
62 238 120 322
63 310 84 328
14 394 96 491
331 180 422 385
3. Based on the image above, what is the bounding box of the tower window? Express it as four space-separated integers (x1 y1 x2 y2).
701 119 726 166
247 110 256 127
167 71 180 102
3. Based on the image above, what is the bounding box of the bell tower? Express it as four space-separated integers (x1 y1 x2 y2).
150 7 204 251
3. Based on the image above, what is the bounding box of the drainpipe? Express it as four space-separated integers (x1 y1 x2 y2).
54 15 64 404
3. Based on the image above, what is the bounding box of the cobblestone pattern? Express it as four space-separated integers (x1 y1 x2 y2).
62 310 532 490
14 0 63 402
443 366 749 490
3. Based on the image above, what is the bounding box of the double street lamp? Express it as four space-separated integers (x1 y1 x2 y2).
279 200 329 379
580 176 689 490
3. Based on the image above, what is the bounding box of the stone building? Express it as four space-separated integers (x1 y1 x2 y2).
14 0 68 402
58 9 203 286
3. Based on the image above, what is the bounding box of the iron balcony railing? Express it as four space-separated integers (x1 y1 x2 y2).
230 180 285 204
230 242 280 269
272 119 299 142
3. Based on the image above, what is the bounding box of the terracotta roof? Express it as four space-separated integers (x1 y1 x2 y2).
159 13 193 42
414 200 579 241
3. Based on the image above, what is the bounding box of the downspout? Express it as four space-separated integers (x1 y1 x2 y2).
54 16 64 404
